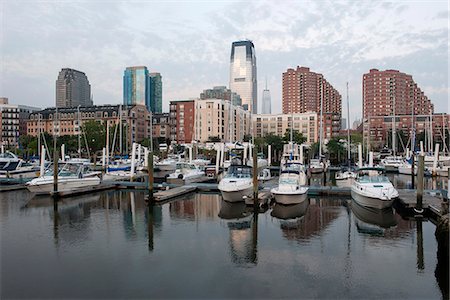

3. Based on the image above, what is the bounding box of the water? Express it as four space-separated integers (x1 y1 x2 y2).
1 188 447 299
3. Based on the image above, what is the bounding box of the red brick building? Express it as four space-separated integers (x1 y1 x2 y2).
282 66 342 138
169 100 195 144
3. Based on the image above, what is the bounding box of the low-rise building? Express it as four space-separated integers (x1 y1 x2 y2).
253 112 318 144
152 113 170 141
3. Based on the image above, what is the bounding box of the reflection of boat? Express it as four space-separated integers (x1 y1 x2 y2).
26 162 101 195
271 200 309 220
25 193 101 210
218 200 252 221
351 201 397 234
351 167 398 209
167 162 204 181
218 165 253 202
271 162 308 205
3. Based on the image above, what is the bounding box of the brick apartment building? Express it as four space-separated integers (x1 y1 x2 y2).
152 113 170 142
169 100 195 144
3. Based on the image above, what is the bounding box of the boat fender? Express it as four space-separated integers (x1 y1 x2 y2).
178 174 184 179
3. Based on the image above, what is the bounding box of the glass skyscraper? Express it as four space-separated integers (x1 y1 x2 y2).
56 68 92 108
149 72 162 113
229 40 257 113
123 66 151 112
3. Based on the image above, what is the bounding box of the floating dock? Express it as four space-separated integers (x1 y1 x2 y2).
153 186 197 202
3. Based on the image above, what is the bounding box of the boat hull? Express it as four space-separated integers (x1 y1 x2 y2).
272 188 308 205
309 167 323 174
335 178 354 187
351 189 394 209
220 186 253 203
156 164 176 171
26 177 100 195
398 166 417 175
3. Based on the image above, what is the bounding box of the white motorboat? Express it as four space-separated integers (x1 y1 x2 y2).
308 159 324 174
351 167 398 209
167 162 204 181
155 157 178 171
335 169 356 187
191 158 211 167
247 153 268 168
0 151 22 171
380 156 404 172
271 162 308 205
26 162 101 195
398 161 417 175
257 168 271 181
218 165 254 202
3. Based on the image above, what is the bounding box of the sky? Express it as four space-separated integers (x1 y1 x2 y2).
1 0 449 124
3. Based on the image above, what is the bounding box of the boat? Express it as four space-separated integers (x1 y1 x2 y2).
351 167 398 209
380 156 404 172
0 151 21 171
398 161 417 175
155 156 178 171
335 168 356 187
26 162 101 195
246 153 268 168
167 162 204 181
271 162 308 205
257 168 271 181
218 165 253 202
308 158 324 174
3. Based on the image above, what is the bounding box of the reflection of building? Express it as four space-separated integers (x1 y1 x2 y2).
27 105 151 147
169 100 195 144
253 112 318 144
229 40 257 113
0 97 40 148
169 193 221 221
56 68 92 108
194 98 251 143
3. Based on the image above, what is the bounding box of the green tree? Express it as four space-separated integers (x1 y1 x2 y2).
282 129 306 145
326 138 346 164
82 120 106 154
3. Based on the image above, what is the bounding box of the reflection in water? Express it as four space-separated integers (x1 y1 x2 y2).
388 173 448 190
271 200 309 220
170 193 220 221
218 200 257 266
416 219 424 271
351 201 397 236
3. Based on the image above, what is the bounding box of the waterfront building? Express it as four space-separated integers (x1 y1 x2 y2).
253 112 318 144
56 68 92 108
27 104 151 148
152 113 170 142
229 40 257 113
261 79 271 114
365 113 449 150
123 66 152 112
282 66 342 138
194 98 251 143
362 69 434 149
169 100 195 144
150 73 163 113
200 86 242 106
1 97 40 148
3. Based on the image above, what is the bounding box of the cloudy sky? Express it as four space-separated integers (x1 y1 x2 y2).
1 0 448 123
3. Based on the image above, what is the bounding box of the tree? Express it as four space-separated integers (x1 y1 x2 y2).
326 138 346 164
282 129 306 145
82 120 106 154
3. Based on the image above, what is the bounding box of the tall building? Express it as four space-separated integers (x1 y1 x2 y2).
150 73 162 113
123 66 152 112
56 68 92 108
229 40 257 113
261 79 271 114
282 66 342 138
200 86 241 106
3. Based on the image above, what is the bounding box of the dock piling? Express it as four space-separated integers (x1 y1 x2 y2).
411 154 415 188
416 155 424 213
148 152 154 201
252 144 258 208
53 150 59 198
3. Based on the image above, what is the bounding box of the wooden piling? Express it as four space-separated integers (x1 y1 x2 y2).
148 152 154 201
411 154 415 188
53 150 59 197
252 145 258 208
416 155 424 211
416 219 424 270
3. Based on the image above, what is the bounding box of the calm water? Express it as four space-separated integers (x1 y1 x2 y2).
1 189 447 299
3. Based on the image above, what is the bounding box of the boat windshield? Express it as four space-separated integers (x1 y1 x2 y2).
225 166 252 178
357 175 390 183
279 176 298 185
176 163 196 170
281 163 302 173
58 163 81 177
0 152 17 159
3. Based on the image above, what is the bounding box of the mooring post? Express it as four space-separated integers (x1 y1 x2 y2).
53 150 59 198
148 152 154 201
416 219 424 270
252 144 258 208
416 155 424 212
411 154 415 189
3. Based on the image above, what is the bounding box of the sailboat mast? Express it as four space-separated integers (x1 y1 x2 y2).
119 105 123 156
392 91 396 156
346 82 351 166
319 79 324 157
411 97 415 155
77 105 81 158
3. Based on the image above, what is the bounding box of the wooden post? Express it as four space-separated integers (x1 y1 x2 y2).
53 150 59 197
416 155 424 212
416 219 424 270
148 152 154 201
252 145 258 207
411 154 415 188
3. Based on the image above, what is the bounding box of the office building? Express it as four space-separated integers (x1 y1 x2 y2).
229 40 257 113
123 66 152 112
261 79 271 114
150 73 162 113
56 68 92 108
200 86 241 106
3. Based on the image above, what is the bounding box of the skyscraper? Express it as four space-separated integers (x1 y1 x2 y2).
150 72 162 113
56 68 92 108
123 66 151 112
229 40 257 113
261 79 271 114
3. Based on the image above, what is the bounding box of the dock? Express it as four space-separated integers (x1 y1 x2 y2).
396 189 447 219
153 186 197 202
